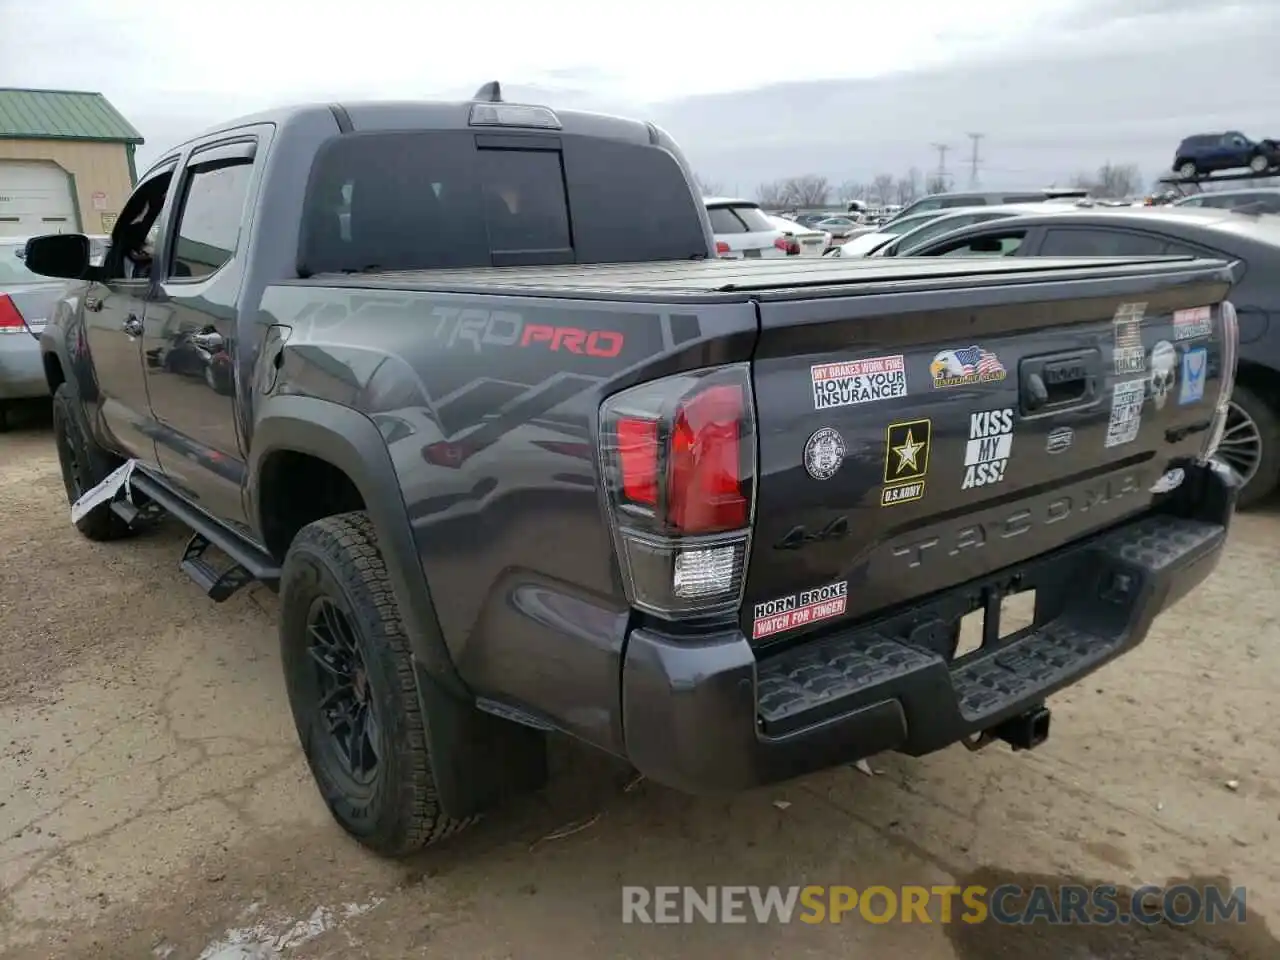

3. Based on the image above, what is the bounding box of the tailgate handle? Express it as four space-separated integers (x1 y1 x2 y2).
1020 349 1100 414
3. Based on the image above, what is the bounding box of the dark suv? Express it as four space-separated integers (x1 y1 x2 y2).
1173 132 1280 180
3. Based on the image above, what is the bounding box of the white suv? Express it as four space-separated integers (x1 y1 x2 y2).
705 198 790 259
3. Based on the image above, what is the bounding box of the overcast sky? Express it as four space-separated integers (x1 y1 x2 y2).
4 0 1277 193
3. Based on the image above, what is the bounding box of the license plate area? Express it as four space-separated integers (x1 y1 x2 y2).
954 588 1037 660
744 248 762 258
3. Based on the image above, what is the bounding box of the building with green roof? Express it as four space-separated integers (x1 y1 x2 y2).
0 88 143 237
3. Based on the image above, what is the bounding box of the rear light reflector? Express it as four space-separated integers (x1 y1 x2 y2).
0 295 26 334
1203 300 1239 463
599 364 757 619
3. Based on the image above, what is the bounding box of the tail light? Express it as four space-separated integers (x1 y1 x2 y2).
598 364 756 618
1202 299 1239 462
0 295 26 334
715 240 731 257
773 236 791 254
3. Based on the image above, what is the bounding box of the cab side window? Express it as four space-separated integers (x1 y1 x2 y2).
169 159 254 280
105 167 175 282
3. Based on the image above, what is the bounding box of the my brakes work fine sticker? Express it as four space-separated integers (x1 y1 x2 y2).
811 355 907 410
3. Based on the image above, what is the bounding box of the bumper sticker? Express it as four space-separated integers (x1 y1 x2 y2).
752 581 848 640
811 355 907 410
881 418 931 506
929 346 1006 388
962 407 1013 490
1150 467 1186 494
1105 378 1146 448
1046 425 1073 454
1179 346 1207 405
1148 340 1177 409
803 427 846 480
1173 305 1212 341
1113 302 1147 375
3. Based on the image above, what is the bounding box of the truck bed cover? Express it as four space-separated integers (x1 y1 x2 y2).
292 255 1233 302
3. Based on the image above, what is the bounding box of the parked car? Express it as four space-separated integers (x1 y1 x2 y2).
901 205 1280 506
827 207 966 257
21 87 1239 861
810 214 860 239
1173 132 1280 180
887 189 1087 224
767 214 831 256
0 236 79 428
706 197 791 258
1173 188 1280 214
872 203 1101 258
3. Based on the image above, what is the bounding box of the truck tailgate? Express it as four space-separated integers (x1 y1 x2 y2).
744 262 1233 644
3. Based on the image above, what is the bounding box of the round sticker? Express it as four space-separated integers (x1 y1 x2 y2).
804 427 846 480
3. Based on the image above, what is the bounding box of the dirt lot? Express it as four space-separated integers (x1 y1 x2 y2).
2 404 1279 959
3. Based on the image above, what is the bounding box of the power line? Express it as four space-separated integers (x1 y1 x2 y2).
930 143 950 189
967 133 984 189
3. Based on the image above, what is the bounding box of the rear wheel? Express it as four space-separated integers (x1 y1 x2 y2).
1249 153 1269 173
1176 160 1198 179
51 382 132 541
279 511 473 856
1219 384 1280 509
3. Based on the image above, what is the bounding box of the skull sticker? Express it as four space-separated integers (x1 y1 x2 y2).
1148 340 1176 410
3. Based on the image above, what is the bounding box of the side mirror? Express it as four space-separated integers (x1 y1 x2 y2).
968 237 1004 253
22 233 91 280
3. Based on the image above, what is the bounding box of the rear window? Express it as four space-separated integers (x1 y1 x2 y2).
1001 194 1043 203
299 130 708 274
707 203 775 234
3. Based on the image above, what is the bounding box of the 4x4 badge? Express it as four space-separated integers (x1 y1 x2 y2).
1046 426 1073 454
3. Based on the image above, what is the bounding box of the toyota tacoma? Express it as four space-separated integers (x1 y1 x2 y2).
22 84 1241 857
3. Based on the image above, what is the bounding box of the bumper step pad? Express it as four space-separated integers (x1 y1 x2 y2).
755 514 1225 748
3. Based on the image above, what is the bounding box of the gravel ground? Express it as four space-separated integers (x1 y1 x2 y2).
2 403 1278 959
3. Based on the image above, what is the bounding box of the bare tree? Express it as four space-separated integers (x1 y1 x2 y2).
755 180 789 207
924 173 951 195
872 173 896 206
896 168 922 206
693 173 724 197
1072 162 1143 199
838 180 868 205
779 174 831 207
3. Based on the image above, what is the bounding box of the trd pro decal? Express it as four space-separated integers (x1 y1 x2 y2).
1173 305 1212 341
804 427 846 480
1112 302 1146 375
1105 378 1146 448
962 407 1014 490
1148 340 1177 410
752 581 848 640
1179 346 1207 405
881 418 931 506
811 355 907 410
929 346 1006 388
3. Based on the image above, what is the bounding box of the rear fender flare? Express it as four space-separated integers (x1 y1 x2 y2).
248 394 465 697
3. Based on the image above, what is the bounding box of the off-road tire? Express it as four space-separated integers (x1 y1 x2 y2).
1229 384 1280 510
51 382 132 542
279 511 474 856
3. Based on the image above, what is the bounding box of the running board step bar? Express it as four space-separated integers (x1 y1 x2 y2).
181 533 255 602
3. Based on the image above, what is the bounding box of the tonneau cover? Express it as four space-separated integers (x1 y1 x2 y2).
287 256 1235 303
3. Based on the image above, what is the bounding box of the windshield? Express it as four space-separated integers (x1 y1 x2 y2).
0 243 42 284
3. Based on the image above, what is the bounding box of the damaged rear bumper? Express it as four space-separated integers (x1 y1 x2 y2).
620 458 1238 794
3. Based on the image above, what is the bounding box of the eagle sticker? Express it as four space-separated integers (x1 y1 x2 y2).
930 346 1007 389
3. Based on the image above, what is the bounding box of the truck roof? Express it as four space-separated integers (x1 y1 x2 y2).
291 255 1232 303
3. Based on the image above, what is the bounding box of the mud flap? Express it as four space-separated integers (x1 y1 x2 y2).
70 458 138 525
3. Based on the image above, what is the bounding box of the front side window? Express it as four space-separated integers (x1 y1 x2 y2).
170 159 254 279
936 231 1026 257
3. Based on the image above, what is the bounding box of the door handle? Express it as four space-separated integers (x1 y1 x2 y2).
84 296 103 313
122 314 143 337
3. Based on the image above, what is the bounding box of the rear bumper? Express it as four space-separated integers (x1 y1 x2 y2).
0 334 49 399
620 458 1238 794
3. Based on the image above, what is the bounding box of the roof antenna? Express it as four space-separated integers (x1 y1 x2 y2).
473 81 503 103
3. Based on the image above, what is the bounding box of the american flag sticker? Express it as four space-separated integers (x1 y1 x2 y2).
929 346 1007 389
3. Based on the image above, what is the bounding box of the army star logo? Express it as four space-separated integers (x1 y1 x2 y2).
893 428 925 473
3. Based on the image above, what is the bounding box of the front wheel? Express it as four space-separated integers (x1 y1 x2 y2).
1249 153 1269 173
1177 160 1198 179
279 511 473 856
51 382 132 541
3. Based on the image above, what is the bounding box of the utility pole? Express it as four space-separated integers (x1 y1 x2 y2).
967 133 984 189
930 143 950 192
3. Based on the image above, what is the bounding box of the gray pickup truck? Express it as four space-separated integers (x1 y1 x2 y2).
21 84 1241 857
